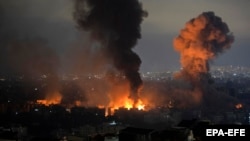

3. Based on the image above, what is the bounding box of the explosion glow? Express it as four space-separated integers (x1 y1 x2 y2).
174 11 234 86
171 11 235 107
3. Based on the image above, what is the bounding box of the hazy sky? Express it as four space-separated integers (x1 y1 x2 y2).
1 0 250 73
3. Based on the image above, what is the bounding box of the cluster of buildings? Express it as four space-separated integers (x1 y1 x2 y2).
0 103 249 141
0 65 250 140
141 65 250 81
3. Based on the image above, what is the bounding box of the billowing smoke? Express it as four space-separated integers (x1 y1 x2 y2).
171 12 235 108
73 0 147 106
174 11 234 87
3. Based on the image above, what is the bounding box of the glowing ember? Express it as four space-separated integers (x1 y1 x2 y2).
235 103 243 109
97 105 105 109
75 100 81 106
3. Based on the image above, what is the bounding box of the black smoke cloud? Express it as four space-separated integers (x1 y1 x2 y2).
73 0 147 104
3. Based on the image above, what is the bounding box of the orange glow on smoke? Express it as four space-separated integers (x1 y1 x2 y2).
173 12 234 84
75 100 81 106
37 91 62 106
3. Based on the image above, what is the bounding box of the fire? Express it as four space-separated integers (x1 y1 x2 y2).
136 99 145 110
36 91 62 106
106 98 147 116
37 98 61 106
101 77 148 116
124 99 133 110
122 98 145 110
108 97 134 115
75 100 81 106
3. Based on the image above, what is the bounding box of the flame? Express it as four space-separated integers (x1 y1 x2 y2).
100 78 149 116
36 91 62 106
124 99 133 110
106 98 147 116
108 97 133 115
135 99 145 110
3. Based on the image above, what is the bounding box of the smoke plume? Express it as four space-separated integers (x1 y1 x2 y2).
73 0 147 106
172 12 235 108
174 11 234 87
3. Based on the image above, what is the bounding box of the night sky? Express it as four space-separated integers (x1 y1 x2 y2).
0 0 249 73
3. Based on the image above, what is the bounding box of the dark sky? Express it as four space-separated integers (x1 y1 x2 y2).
0 0 249 73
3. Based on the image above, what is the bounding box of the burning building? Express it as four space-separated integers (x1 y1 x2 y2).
72 0 148 115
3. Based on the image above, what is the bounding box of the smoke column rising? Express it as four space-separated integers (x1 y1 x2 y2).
174 11 234 87
73 0 147 106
